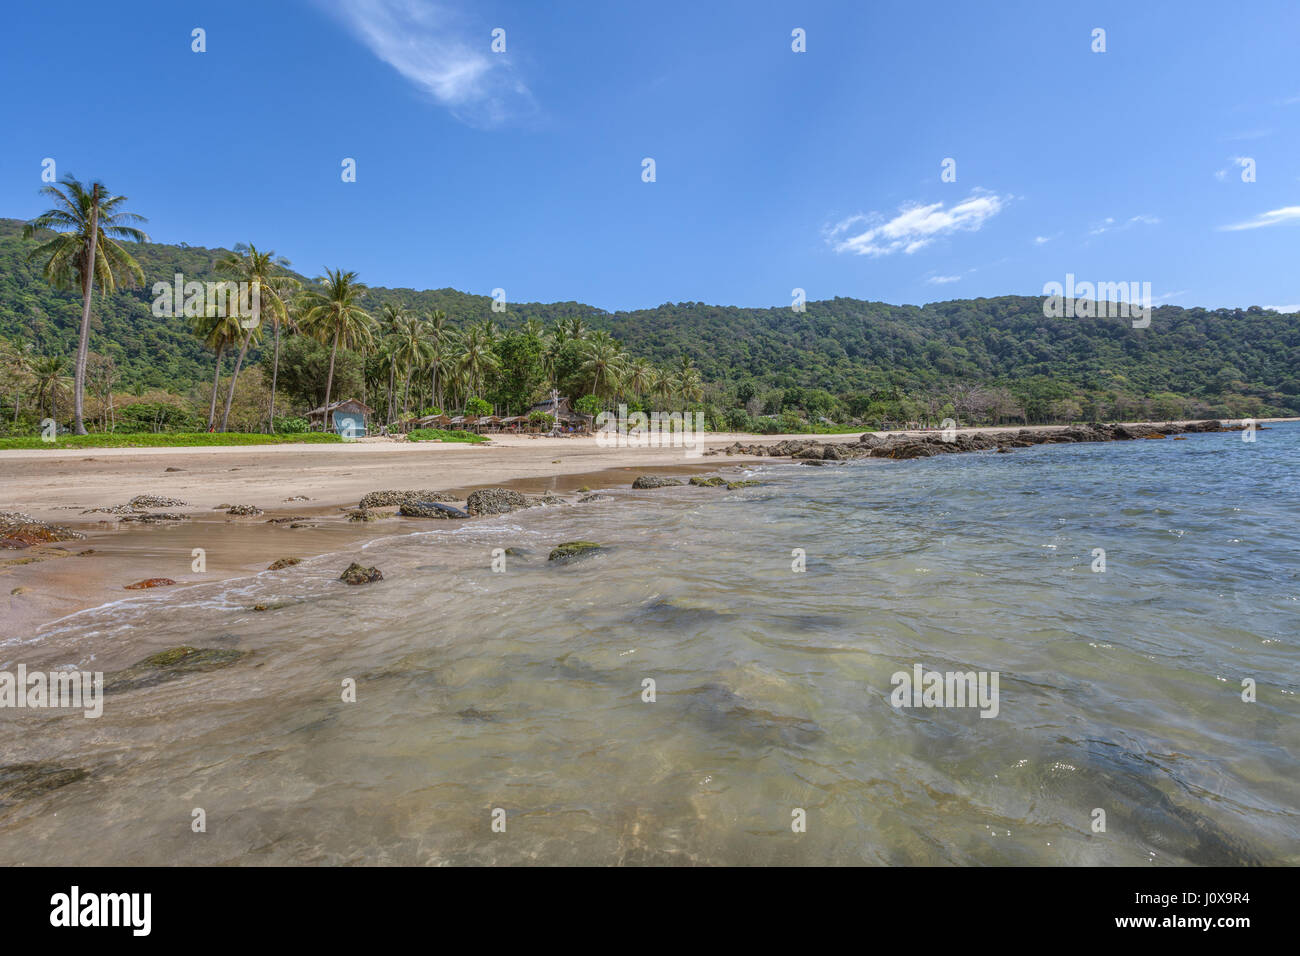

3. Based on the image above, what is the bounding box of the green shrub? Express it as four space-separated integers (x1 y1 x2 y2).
407 428 488 444
276 416 310 434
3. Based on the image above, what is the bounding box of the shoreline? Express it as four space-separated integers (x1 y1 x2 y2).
3 418 1294 639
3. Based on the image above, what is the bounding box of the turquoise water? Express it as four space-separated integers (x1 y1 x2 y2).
2 425 1296 864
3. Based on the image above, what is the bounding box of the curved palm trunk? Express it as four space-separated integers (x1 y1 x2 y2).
322 328 340 422
207 343 226 429
73 203 100 435
220 325 254 432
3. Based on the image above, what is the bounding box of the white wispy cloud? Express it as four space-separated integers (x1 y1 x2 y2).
1218 206 1300 231
1032 233 1059 245
317 0 534 127
1265 303 1300 312
926 275 961 285
827 189 1008 257
1088 214 1160 236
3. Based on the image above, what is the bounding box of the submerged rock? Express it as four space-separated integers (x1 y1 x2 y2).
267 557 301 571
103 646 249 693
399 501 469 519
579 493 612 503
689 476 726 487
726 480 762 489
466 488 531 516
340 562 383 585
632 476 685 489
548 541 605 563
128 494 188 509
346 509 376 522
0 763 89 807
123 578 176 590
118 512 189 523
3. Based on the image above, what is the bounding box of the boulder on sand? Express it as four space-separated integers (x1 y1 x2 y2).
632 476 685 489
399 501 470 519
466 488 531 516
339 562 383 585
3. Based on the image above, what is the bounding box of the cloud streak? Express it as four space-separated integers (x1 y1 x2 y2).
828 190 1008 257
318 0 534 127
1219 206 1300 231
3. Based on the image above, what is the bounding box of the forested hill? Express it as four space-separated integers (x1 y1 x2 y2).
2 217 1297 417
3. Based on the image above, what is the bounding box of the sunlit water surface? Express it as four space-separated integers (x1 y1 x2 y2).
2 426 1297 864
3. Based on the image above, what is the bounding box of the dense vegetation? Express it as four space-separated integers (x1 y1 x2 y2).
2 213 1296 439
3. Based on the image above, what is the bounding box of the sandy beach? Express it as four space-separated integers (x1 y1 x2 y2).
2 419 1291 640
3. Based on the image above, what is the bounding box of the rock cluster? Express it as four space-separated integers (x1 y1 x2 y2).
359 490 458 509
339 562 383 585
0 511 85 548
632 476 686 489
710 420 1238 462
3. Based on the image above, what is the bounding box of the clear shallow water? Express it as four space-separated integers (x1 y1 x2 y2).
2 426 1297 865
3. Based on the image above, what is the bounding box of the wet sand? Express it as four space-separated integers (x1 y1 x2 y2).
3 420 1292 640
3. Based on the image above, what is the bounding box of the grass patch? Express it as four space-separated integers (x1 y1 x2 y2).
407 428 489 444
0 432 344 450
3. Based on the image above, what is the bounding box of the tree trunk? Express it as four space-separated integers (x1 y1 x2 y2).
402 366 412 417
220 325 253 432
322 328 340 420
386 359 396 423
207 343 225 429
268 320 282 433
73 200 99 435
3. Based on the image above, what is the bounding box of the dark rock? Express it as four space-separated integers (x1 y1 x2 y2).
340 562 383 585
399 501 469 519
548 541 605 562
103 646 249 693
688 476 726 487
466 488 532 516
267 557 301 571
632 476 686 488
359 489 458 509
226 504 263 516
0 763 89 807
726 480 762 489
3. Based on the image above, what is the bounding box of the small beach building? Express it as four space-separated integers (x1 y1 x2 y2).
525 396 593 432
307 398 372 437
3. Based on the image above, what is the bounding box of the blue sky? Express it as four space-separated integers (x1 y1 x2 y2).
1 0 1297 312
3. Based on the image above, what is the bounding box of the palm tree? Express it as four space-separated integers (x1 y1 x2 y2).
456 326 499 409
23 176 148 434
559 316 588 341
624 357 654 400
578 335 627 403
393 313 433 418
378 303 408 423
429 340 459 412
1 341 34 425
424 311 453 409
214 244 297 431
650 366 674 408
674 361 704 409
32 354 71 422
298 269 374 414
192 311 243 429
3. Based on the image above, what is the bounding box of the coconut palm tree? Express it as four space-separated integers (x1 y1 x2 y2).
429 340 459 412
650 366 674 408
624 357 654 400
214 244 297 431
32 354 71 422
378 303 408 423
191 311 244 429
298 269 374 414
456 326 499 409
1 340 34 425
23 176 148 434
578 335 627 403
393 313 433 418
559 316 588 342
674 361 704 409
424 311 453 410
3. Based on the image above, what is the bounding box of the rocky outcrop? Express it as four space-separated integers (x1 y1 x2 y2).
339 562 383 585
708 420 1240 464
548 541 605 562
123 578 176 590
359 489 458 509
689 476 726 487
267 557 301 570
466 488 531 516
0 512 85 548
632 476 686 489
226 504 263 516
399 501 470 519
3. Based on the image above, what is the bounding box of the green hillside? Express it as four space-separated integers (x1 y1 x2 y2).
1 216 1296 430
